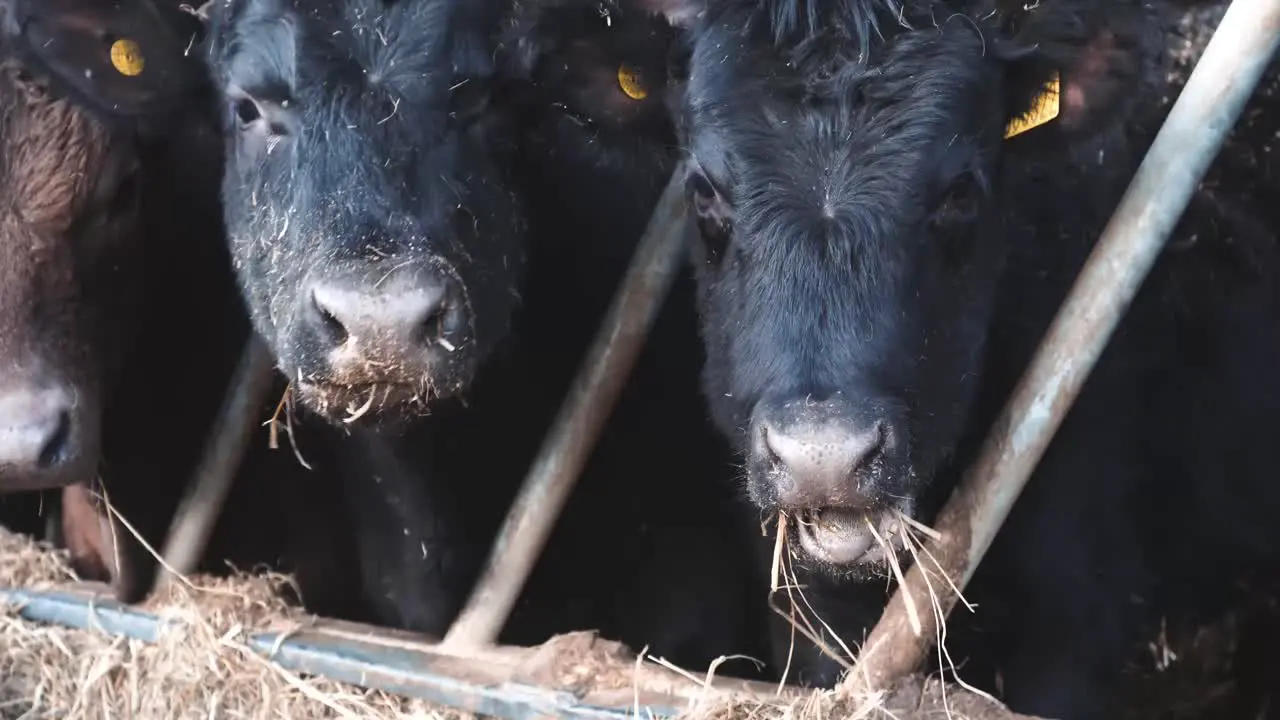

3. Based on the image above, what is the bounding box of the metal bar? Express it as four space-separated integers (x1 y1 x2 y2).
249 632 677 720
442 164 693 650
0 583 795 720
1 583 168 642
845 0 1280 694
154 334 276 587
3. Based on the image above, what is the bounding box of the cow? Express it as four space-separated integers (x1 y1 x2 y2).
643 0 1280 715
0 0 356 616
203 0 770 673
495 0 772 669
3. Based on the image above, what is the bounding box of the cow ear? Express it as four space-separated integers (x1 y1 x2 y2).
997 2 1157 141
5 0 211 122
636 0 705 27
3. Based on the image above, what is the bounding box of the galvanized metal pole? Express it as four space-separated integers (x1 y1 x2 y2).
0 583 808 720
154 334 276 589
442 165 692 650
846 0 1280 693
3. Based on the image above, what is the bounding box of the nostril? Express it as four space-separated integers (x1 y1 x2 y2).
309 273 465 354
36 412 71 470
413 300 449 346
311 289 350 346
760 424 783 467
863 421 888 465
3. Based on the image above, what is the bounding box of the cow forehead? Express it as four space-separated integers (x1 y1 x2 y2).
0 68 110 228
689 10 989 107
299 3 456 68
222 3 486 150
690 75 965 197
687 22 991 190
226 0 487 92
729 157 921 261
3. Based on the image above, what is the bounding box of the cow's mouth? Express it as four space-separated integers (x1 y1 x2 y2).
793 507 907 567
295 380 436 427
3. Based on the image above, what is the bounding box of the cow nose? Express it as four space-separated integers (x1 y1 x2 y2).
307 272 462 353
758 416 886 508
0 386 79 479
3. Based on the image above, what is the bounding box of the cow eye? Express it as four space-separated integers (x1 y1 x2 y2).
686 167 731 263
234 97 261 127
228 89 268 132
226 87 291 137
226 86 294 162
933 173 983 227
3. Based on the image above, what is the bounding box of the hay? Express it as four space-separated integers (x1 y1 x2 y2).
0 527 463 720
681 675 1044 720
0 526 1036 720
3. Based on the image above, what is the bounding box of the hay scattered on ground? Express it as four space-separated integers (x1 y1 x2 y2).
690 676 1043 720
0 526 1038 720
0 528 464 720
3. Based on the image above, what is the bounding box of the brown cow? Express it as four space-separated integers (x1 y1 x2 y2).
0 1 359 616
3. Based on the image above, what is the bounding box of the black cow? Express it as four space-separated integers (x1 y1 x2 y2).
646 0 1280 715
204 0 769 672
0 0 354 614
497 0 772 669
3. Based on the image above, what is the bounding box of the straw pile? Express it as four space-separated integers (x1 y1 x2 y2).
0 525 1043 720
0 527 463 719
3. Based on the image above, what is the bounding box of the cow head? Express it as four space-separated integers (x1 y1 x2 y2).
205 0 527 430
0 0 211 491
498 0 686 300
656 0 1162 576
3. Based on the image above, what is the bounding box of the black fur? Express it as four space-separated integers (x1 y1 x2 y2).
207 0 525 427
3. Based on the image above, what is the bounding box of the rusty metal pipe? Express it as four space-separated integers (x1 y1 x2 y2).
442 165 692 649
153 333 276 590
845 0 1280 692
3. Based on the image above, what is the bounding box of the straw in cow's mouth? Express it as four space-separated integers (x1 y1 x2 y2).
787 507 907 569
294 379 436 427
266 382 311 470
766 508 989 702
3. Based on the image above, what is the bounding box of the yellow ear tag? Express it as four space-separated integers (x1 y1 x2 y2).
110 38 145 77
617 64 648 101
1004 73 1060 140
